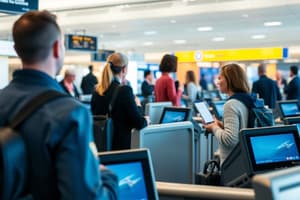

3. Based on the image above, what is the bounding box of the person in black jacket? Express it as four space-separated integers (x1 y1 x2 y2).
141 70 154 98
91 52 147 150
81 65 98 94
285 65 300 101
252 64 281 109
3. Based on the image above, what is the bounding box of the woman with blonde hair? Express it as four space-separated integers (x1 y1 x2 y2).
91 52 147 150
203 63 252 164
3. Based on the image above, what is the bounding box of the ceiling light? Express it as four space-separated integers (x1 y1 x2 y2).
212 37 225 42
173 40 187 44
197 26 213 31
264 21 282 26
251 34 266 39
170 19 177 24
143 42 153 46
144 31 157 36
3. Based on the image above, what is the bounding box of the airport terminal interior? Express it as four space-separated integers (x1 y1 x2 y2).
2 0 300 199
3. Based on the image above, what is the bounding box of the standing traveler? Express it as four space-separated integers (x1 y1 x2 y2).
81 65 98 94
0 10 118 200
155 54 182 106
252 64 281 109
91 52 147 150
182 70 201 107
59 68 80 99
141 69 154 99
285 65 300 101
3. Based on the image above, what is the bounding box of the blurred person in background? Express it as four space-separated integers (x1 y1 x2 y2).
285 65 300 101
81 65 98 95
199 73 208 90
155 54 182 106
182 70 201 107
276 70 287 99
59 68 80 99
252 64 281 109
141 69 154 99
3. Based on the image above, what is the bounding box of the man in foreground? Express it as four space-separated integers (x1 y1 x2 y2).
0 10 118 199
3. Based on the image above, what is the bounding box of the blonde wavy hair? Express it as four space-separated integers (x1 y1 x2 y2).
96 52 128 96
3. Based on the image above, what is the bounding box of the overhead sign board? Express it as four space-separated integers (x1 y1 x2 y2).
92 49 115 62
176 47 288 62
65 34 98 52
0 0 38 14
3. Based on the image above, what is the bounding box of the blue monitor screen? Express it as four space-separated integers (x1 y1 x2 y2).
161 110 187 124
280 103 300 117
215 103 224 118
249 133 300 165
105 162 148 200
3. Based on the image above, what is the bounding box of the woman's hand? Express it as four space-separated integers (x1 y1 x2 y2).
202 117 222 132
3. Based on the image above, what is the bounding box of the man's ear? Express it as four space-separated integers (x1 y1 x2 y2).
53 40 59 58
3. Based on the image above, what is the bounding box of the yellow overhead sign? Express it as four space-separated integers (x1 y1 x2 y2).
175 47 287 62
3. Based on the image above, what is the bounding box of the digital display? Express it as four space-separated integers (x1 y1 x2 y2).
92 49 115 62
280 103 300 117
0 0 38 14
194 102 214 124
249 133 300 165
105 162 148 200
161 110 187 124
213 102 225 120
65 34 97 52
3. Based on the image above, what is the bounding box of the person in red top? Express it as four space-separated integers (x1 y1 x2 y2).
154 54 182 106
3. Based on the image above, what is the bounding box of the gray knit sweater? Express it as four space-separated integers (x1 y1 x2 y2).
212 99 248 164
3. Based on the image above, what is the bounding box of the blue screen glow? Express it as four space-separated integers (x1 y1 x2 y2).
250 133 300 165
106 162 148 200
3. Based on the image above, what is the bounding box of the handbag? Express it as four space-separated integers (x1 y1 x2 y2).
93 86 120 152
196 159 221 186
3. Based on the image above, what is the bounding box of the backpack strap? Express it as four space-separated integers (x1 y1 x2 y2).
228 93 255 128
108 86 120 117
8 90 68 129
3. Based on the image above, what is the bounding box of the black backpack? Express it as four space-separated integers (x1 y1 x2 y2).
230 93 274 128
0 90 67 200
93 86 120 152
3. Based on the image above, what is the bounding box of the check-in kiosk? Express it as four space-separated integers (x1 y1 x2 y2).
221 125 300 187
253 166 300 200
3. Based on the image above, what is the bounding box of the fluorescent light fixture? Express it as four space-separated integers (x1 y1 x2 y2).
144 31 157 36
173 40 186 44
212 37 225 42
170 19 177 24
143 41 153 46
197 26 213 31
251 34 266 39
264 21 282 26
242 14 249 18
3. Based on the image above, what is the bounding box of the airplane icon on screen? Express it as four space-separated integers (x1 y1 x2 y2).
119 174 142 188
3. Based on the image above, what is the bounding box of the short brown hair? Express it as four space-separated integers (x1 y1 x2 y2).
13 10 61 64
221 63 250 93
159 54 177 72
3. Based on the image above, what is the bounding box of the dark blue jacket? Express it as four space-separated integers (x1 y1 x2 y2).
252 75 282 109
0 69 118 200
285 76 300 101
